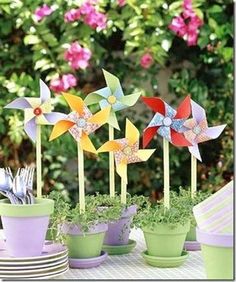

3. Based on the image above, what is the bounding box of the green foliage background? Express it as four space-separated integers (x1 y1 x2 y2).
0 0 233 205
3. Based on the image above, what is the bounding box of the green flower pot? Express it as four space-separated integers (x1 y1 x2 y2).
196 228 233 279
142 221 190 257
186 226 196 241
61 222 108 259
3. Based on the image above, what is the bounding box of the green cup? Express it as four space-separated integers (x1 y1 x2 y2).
142 221 190 257
196 228 233 279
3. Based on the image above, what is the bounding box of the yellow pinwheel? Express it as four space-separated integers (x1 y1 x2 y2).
98 119 155 184
50 93 110 154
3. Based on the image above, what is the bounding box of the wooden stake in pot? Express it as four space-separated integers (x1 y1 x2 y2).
84 69 141 198
50 93 111 208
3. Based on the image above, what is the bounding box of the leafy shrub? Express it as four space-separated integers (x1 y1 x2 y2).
0 0 233 205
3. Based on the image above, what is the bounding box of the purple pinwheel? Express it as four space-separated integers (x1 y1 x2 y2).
184 99 227 161
5 79 66 142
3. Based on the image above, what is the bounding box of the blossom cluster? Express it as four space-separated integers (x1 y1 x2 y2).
64 1 107 30
34 4 53 22
169 0 203 46
50 74 77 93
33 0 204 93
64 42 92 70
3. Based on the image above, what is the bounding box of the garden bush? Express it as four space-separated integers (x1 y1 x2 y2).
0 0 233 205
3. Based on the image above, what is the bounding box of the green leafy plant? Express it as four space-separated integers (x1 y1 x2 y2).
47 191 149 240
134 190 193 229
175 187 212 227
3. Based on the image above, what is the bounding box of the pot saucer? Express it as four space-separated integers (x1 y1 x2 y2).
102 239 136 255
141 250 189 268
69 251 107 269
184 241 201 251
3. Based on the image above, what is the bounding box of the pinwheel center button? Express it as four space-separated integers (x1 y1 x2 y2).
107 95 117 104
77 118 86 128
123 146 132 155
162 117 172 126
33 107 42 116
193 125 201 135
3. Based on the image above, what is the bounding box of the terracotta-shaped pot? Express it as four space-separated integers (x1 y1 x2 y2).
0 198 54 257
104 205 137 246
196 228 233 279
61 222 108 259
142 221 190 257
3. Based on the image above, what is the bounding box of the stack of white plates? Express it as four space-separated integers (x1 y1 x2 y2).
0 239 69 279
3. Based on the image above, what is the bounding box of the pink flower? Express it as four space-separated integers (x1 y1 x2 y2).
50 74 77 93
64 42 92 70
140 53 154 69
79 2 96 15
117 0 126 7
64 9 81 22
169 0 203 46
84 11 107 29
34 4 53 22
64 1 107 30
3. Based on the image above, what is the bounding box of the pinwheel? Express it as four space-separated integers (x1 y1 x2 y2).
98 119 155 204
50 93 110 213
142 96 192 208
5 79 65 197
85 69 141 197
183 99 226 197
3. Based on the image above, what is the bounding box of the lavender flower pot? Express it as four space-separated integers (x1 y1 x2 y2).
0 198 54 257
104 205 137 246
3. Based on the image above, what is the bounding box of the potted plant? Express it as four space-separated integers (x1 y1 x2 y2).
174 188 211 251
134 191 192 268
48 192 121 268
95 193 149 255
0 167 54 258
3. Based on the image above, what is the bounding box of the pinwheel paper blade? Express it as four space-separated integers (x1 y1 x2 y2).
4 79 66 142
98 119 155 184
50 93 110 154
142 96 191 148
184 99 227 161
85 70 141 130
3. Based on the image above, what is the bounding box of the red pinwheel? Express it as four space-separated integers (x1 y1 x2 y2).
142 96 192 148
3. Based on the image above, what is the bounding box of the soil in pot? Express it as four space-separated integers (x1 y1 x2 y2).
142 221 190 257
0 198 54 257
61 222 108 259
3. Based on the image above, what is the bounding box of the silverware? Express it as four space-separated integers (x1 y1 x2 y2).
0 166 35 205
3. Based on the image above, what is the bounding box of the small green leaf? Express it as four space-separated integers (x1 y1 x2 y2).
24 35 41 45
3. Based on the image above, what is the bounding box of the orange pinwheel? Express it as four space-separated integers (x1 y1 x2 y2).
98 119 155 184
50 93 110 153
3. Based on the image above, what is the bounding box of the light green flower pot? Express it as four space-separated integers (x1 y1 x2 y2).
186 226 196 241
142 221 190 257
196 228 233 279
61 222 108 259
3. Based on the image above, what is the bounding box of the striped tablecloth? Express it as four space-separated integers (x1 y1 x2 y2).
58 228 206 280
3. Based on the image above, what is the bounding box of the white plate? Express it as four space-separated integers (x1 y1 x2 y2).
0 260 68 275
0 256 68 270
31 267 69 280
0 239 67 262
0 266 69 279
0 251 68 266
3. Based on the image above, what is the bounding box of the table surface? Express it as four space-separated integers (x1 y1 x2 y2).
57 228 206 280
